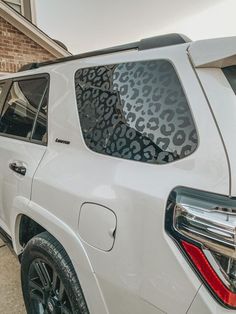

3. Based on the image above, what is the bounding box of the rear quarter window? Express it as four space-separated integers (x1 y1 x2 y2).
75 60 198 164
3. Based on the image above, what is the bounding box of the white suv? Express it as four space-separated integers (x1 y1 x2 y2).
0 33 235 314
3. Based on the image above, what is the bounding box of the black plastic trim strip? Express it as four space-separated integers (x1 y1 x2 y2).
18 33 191 71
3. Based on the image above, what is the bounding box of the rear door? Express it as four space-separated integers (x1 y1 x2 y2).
0 74 48 235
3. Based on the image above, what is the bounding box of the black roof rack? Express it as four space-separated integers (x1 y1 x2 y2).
18 33 191 72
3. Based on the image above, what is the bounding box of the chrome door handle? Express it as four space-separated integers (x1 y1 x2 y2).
9 162 27 176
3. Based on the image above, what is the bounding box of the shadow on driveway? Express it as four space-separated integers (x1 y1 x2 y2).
0 238 25 313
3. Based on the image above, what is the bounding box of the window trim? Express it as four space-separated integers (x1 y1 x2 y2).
0 73 50 146
30 82 49 143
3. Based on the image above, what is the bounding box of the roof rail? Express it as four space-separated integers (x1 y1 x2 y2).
18 62 39 72
18 33 191 72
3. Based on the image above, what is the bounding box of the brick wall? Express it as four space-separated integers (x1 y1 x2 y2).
0 16 55 73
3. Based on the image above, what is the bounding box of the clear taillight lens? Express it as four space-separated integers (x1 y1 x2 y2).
165 187 236 308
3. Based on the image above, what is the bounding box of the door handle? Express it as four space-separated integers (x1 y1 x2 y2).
9 162 27 176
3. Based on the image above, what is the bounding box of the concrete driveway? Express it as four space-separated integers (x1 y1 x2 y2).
0 238 25 313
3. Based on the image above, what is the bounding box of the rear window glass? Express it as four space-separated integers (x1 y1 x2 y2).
75 60 198 164
223 66 236 94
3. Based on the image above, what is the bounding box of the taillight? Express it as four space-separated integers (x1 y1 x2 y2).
165 187 236 309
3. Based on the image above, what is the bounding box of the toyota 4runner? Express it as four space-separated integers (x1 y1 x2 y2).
0 33 236 314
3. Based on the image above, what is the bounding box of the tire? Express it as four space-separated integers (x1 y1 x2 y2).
21 231 89 314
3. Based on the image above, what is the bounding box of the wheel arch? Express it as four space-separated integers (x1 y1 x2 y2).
11 203 109 314
18 214 46 248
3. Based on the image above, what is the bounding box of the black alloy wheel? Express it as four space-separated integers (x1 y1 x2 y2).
28 257 72 313
21 231 89 314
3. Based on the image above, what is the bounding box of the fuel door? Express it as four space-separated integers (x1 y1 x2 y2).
78 203 117 251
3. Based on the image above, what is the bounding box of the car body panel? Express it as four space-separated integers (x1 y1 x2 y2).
0 136 46 234
0 38 233 313
187 285 232 314
196 67 236 197
25 44 229 313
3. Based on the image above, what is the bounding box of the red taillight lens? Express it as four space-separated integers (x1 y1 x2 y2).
182 241 236 307
165 187 236 309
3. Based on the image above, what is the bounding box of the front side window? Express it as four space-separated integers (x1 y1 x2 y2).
0 77 48 141
75 60 198 164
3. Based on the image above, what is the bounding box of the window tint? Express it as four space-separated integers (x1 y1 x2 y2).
0 77 48 140
75 60 198 164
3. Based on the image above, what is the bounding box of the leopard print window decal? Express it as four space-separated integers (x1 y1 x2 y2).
75 60 198 164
